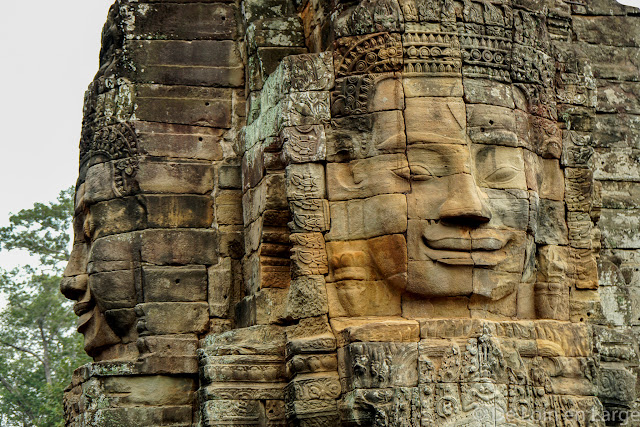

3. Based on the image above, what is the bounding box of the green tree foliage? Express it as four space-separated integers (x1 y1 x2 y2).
0 188 90 426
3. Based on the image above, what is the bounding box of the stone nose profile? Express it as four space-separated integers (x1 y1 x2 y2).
60 274 87 302
438 173 491 224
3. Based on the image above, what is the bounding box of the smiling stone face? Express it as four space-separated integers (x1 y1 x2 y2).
324 76 536 317
404 96 529 302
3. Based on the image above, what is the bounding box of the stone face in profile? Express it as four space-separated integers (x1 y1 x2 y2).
63 0 640 425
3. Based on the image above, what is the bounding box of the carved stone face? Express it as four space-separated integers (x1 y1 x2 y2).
403 91 529 299
60 188 122 357
324 74 553 316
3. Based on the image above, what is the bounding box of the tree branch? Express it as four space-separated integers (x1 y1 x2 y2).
0 341 44 364
37 319 52 386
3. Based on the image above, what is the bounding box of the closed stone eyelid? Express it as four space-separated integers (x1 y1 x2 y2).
391 166 410 180
410 165 435 180
483 165 521 182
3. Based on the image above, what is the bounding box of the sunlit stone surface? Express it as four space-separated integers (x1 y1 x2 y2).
62 0 640 425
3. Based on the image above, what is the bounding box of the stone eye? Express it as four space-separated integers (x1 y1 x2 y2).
408 165 434 181
483 165 520 184
391 166 411 180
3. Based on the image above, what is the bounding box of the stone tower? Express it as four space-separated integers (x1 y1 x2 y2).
61 0 640 425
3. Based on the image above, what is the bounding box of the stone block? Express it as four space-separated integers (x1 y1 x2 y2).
243 173 287 225
538 158 565 201
326 280 401 317
137 334 199 357
247 17 305 55
280 91 331 128
567 211 594 249
561 130 594 168
564 168 593 212
473 269 519 301
92 406 193 426
290 233 328 277
136 159 215 195
143 194 214 229
243 248 290 293
284 373 341 401
125 3 238 40
217 225 244 259
263 52 335 99
333 3 403 37
243 0 296 23
472 145 527 191
142 266 207 302
203 400 264 425
594 113 640 150
89 269 138 310
593 148 640 182
282 125 327 164
601 181 640 209
209 258 233 318
598 367 637 406
466 104 519 148
402 76 463 98
482 188 530 231
405 97 467 144
102 375 196 406
88 232 140 274
135 121 225 161
338 387 418 426
535 199 569 245
216 190 243 226
569 289 605 324
236 288 287 327
248 47 308 91
469 290 517 319
331 318 419 346
285 163 325 200
463 78 514 109
403 294 471 319
140 229 218 265
90 197 146 239
125 40 243 87
331 73 404 116
218 165 242 189
284 275 329 320
600 209 640 249
136 302 209 335
135 85 232 128
573 15 640 47
597 80 640 115
333 33 403 77
326 110 406 161
326 154 410 200
83 162 120 204
326 194 407 241
338 342 418 390
580 0 639 15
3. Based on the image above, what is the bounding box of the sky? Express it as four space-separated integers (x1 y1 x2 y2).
0 0 638 271
0 0 114 269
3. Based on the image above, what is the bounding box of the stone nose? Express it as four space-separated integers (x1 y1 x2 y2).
60 274 88 301
438 173 491 224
